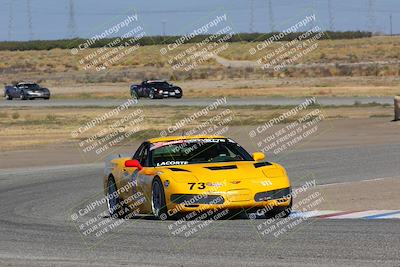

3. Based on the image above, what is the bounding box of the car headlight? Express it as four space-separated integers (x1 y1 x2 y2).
158 90 163 93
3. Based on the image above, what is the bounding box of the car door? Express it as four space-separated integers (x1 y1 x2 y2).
11 85 19 97
135 143 155 213
137 82 145 97
136 143 150 190
115 143 145 203
142 83 150 97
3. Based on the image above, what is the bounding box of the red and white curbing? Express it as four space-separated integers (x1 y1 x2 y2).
291 210 400 219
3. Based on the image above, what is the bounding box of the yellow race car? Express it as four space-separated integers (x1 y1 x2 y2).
103 135 292 220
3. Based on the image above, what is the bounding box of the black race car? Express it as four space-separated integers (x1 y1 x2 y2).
4 82 51 100
130 80 183 99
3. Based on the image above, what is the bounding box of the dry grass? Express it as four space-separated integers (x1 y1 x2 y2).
0 104 393 151
46 77 400 99
1 37 399 74
0 37 399 100
1 36 400 90
220 36 400 63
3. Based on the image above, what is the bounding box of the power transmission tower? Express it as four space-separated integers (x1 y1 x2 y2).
27 0 34 40
367 0 376 33
328 0 334 31
310 0 316 29
268 0 275 32
250 0 255 33
8 0 14 40
67 0 77 38
162 21 166 36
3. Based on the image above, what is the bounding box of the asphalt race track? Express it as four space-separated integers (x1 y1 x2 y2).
0 143 399 266
0 96 394 107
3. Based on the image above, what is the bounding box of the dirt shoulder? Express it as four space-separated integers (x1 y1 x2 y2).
295 177 400 210
1 117 398 169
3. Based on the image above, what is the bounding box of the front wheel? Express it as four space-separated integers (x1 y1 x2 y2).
151 178 168 220
5 94 12 100
148 90 155 99
107 177 125 219
19 94 27 100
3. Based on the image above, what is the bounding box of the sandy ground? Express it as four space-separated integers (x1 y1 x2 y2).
0 118 397 168
296 177 400 210
0 118 398 169
48 76 400 98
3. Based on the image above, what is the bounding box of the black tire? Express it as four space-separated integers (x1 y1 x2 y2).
131 91 139 100
5 94 12 100
148 90 155 99
19 93 27 100
106 176 125 219
151 177 168 220
44 97 50 100
175 88 183 99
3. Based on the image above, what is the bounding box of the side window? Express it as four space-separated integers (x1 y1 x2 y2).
139 144 149 167
133 143 145 159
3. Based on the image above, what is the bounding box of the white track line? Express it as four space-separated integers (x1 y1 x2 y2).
291 210 400 219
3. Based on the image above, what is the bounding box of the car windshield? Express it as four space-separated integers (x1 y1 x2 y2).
22 84 40 89
149 82 170 89
149 138 253 167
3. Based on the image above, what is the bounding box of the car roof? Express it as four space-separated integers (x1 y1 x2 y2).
147 135 227 144
146 80 167 83
17 81 36 85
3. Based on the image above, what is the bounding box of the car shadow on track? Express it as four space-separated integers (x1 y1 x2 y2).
102 212 275 221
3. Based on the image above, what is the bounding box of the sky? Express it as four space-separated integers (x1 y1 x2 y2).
0 0 399 41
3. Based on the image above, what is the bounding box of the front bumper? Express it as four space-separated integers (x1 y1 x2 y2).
26 93 50 98
155 90 182 98
166 187 292 215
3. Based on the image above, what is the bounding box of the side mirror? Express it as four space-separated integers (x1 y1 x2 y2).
125 159 143 170
252 152 265 161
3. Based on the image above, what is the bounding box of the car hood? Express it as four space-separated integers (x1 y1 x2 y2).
156 161 286 183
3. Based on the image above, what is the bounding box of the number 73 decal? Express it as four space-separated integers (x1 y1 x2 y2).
188 182 206 190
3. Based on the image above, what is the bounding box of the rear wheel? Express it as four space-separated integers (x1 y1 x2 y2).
131 91 139 100
107 177 125 219
151 178 168 220
5 94 12 100
175 88 183 99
